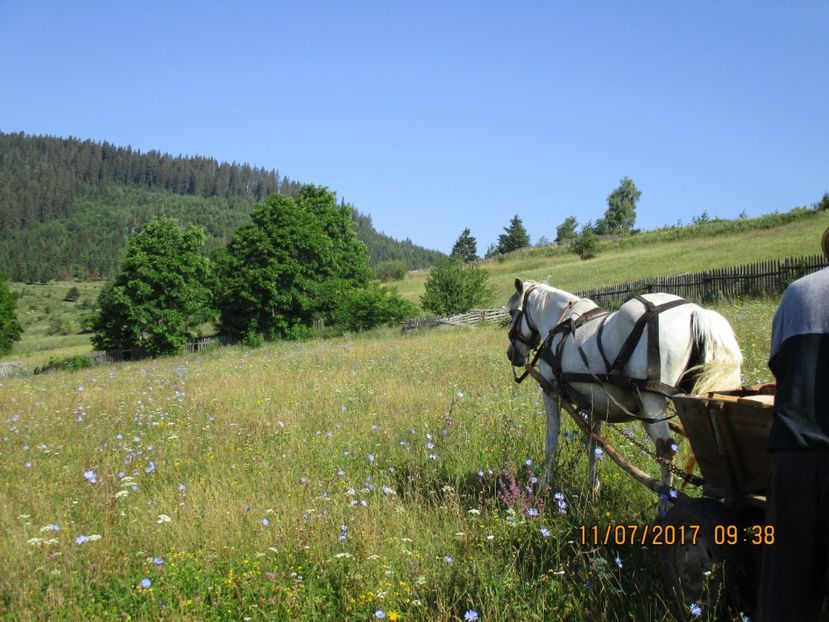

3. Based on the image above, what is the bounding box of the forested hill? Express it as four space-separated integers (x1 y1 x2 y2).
0 131 442 281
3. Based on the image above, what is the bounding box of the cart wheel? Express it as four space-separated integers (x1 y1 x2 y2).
659 498 752 616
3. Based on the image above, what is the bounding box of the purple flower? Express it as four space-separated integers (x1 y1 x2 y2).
464 610 479 621
139 577 152 589
527 508 539 517
75 535 89 545
614 555 623 569
374 611 385 620
593 447 604 460
261 518 270 526
145 461 155 474
443 555 454 564
368 454 375 463
689 603 702 617
153 557 164 565
540 528 550 537
83 470 97 484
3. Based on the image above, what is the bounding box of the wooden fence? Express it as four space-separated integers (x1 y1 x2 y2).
89 335 238 366
575 254 828 308
403 308 510 332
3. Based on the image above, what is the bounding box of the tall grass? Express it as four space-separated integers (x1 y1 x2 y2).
0 300 773 620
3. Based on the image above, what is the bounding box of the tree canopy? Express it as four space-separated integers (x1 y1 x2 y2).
0 273 23 355
450 228 479 263
213 186 371 340
555 216 579 243
420 257 494 316
90 217 213 356
594 177 641 234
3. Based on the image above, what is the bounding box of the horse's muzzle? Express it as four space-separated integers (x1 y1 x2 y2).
507 345 526 367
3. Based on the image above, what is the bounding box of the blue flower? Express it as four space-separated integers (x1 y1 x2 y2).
614 555 623 569
145 461 155 474
374 610 385 619
153 557 164 565
689 603 702 617
368 454 375 463
83 470 97 484
75 535 89 545
593 447 604 460
139 577 152 589
540 528 550 537
464 610 479 621
261 518 270 526
443 555 454 564
527 508 539 517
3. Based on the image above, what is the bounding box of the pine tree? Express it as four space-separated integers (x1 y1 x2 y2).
0 273 23 355
594 177 641 234
496 215 530 254
450 228 478 263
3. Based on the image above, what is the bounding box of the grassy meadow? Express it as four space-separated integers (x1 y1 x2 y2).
0 297 775 620
0 209 813 620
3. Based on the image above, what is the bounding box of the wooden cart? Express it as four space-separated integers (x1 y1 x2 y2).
660 385 775 614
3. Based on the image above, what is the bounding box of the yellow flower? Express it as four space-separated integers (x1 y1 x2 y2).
388 612 400 621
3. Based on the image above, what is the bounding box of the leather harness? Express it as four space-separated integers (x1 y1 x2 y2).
539 295 692 404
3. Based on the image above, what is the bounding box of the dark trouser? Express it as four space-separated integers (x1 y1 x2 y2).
757 449 829 622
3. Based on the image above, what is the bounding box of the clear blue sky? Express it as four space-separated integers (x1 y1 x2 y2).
2 1 827 254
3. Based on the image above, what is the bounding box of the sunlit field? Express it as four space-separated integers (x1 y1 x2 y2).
0 298 775 621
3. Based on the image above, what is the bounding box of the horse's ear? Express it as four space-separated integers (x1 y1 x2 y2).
514 278 523 293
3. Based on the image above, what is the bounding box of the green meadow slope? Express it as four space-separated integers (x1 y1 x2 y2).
394 209 829 306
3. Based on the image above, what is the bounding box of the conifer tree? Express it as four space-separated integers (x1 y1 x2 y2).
496 215 530 254
450 228 479 263
0 273 23 355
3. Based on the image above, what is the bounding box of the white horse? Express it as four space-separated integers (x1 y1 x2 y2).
506 279 742 494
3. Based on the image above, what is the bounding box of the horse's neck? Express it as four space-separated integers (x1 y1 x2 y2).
532 287 579 333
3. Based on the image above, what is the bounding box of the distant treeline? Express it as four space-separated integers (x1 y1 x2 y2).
0 131 442 281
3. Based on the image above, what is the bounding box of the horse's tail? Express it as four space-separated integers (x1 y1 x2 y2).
685 308 743 394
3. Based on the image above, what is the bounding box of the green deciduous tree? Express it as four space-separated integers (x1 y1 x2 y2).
420 257 494 315
495 215 530 254
374 260 407 282
555 216 579 243
335 283 418 331
594 177 641 235
569 223 600 260
450 228 479 263
214 185 371 340
91 217 213 356
0 273 23 355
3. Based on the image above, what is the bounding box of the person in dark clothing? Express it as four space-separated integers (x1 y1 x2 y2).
757 225 829 622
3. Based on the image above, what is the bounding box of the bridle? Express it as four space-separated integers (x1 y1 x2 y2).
508 285 546 384
508 285 576 384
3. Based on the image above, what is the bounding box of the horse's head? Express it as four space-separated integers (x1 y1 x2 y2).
506 278 542 367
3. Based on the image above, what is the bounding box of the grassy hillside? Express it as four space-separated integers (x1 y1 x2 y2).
393 209 829 306
0 306 773 620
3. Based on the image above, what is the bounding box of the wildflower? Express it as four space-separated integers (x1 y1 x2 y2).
368 454 375 463
670 442 679 453
593 447 604 460
669 488 678 499
139 577 152 589
527 508 539 517
83 470 97 484
374 611 385 620
426 433 432 440
443 555 454 564
689 603 702 617
337 469 345 477
426 442 434 450
428 453 437 460
24 462 32 468
154 557 164 565
529 475 538 484
75 535 89 545
525 458 532 467
40 524 60 532
540 528 550 537
145 461 155 474
178 483 185 492
262 518 270 526
477 470 484 477
464 610 479 621
156 514 172 524
614 555 623 569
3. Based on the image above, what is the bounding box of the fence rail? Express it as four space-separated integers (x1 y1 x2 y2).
403 308 510 332
89 335 238 366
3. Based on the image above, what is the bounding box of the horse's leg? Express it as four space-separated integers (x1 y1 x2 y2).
541 391 560 489
586 418 602 497
639 393 678 515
